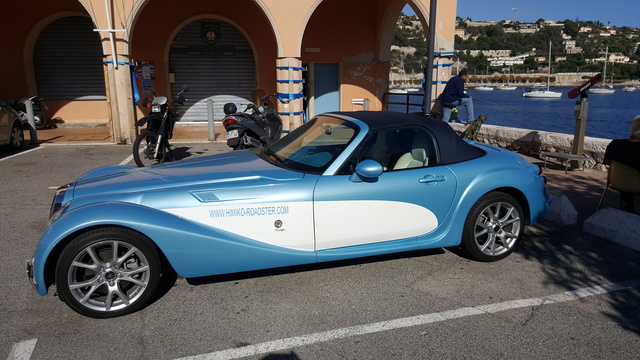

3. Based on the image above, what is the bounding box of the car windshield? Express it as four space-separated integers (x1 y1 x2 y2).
256 115 359 174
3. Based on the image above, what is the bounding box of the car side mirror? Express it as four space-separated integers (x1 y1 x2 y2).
350 159 383 183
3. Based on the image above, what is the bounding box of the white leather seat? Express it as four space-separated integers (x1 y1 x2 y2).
368 132 392 170
393 148 428 170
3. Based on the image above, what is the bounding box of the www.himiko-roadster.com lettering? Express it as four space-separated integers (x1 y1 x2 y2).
209 205 290 218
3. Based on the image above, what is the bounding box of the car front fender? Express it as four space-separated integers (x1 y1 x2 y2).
32 201 317 295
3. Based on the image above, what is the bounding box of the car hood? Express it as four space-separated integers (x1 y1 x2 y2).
71 150 304 200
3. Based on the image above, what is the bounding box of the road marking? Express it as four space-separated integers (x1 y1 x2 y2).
175 279 640 360
8 339 37 360
0 147 42 162
120 153 134 165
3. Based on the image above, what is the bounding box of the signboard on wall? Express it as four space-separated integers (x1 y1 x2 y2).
201 22 220 44
136 61 155 94
186 45 236 56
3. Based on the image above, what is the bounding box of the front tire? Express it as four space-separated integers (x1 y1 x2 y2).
55 228 161 318
133 131 168 167
461 192 524 262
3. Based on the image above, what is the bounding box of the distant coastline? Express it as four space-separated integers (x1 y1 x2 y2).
389 74 639 89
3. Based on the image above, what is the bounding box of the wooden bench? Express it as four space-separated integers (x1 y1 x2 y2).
539 151 591 173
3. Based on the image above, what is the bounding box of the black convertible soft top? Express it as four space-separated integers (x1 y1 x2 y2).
328 111 485 165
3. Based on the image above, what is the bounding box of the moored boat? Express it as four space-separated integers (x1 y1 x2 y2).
522 88 562 98
523 41 562 99
496 84 517 90
589 46 616 94
475 85 494 91
589 86 615 94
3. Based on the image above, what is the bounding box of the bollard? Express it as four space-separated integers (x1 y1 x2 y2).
207 99 215 141
25 98 38 143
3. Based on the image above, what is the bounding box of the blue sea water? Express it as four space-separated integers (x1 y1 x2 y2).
388 87 640 140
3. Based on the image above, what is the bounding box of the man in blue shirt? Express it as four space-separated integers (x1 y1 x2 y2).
440 69 474 123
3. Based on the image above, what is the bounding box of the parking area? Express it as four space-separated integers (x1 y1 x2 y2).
2 143 640 360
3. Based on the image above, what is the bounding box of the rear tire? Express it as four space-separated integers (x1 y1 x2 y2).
461 192 524 262
235 141 246 150
34 112 48 130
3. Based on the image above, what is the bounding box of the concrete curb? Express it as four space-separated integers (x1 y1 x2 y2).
544 191 578 225
583 208 640 252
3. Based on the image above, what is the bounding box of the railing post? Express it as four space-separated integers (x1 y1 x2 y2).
25 98 38 143
207 99 215 141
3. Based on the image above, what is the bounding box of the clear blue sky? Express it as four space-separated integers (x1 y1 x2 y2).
404 0 639 28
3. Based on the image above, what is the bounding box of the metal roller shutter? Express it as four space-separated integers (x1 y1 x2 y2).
33 16 106 100
169 20 256 122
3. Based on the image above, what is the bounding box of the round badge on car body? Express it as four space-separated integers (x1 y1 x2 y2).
274 220 283 229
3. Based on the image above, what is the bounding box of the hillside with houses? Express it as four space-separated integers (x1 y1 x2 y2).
391 15 640 87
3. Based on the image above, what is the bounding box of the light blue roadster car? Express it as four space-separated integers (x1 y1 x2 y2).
27 111 549 318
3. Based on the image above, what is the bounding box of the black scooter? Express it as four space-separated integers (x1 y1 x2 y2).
222 94 282 150
11 96 49 129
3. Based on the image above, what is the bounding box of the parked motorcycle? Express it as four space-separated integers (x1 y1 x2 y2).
222 94 282 150
132 85 189 167
11 96 49 130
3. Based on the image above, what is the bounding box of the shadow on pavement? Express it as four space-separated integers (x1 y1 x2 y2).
171 146 194 161
520 220 640 335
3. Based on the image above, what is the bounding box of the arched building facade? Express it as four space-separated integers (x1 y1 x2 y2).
0 0 457 144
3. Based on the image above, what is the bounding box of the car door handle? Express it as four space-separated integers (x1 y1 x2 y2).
419 175 446 184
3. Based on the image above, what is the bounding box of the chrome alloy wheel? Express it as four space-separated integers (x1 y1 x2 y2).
65 240 152 312
473 201 522 257
462 192 524 262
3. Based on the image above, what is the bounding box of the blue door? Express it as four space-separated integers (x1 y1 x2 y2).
313 63 340 116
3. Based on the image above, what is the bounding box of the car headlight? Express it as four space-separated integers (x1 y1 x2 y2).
49 201 71 224
50 184 71 219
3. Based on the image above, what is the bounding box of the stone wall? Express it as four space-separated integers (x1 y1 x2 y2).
450 123 612 171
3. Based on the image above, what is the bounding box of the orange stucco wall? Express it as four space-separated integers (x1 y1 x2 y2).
0 0 84 98
301 0 391 111
47 100 111 126
1 0 457 129
131 0 278 102
0 0 107 125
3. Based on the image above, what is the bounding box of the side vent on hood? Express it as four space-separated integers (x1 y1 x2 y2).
191 191 220 203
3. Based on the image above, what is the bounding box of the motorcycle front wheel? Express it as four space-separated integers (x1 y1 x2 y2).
133 131 171 167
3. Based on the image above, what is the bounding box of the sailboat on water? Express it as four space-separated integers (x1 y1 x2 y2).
496 67 517 90
523 41 562 99
475 67 494 91
589 46 616 94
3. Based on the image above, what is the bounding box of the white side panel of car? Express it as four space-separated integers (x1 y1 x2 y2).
314 200 438 250
163 202 316 251
164 200 437 252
